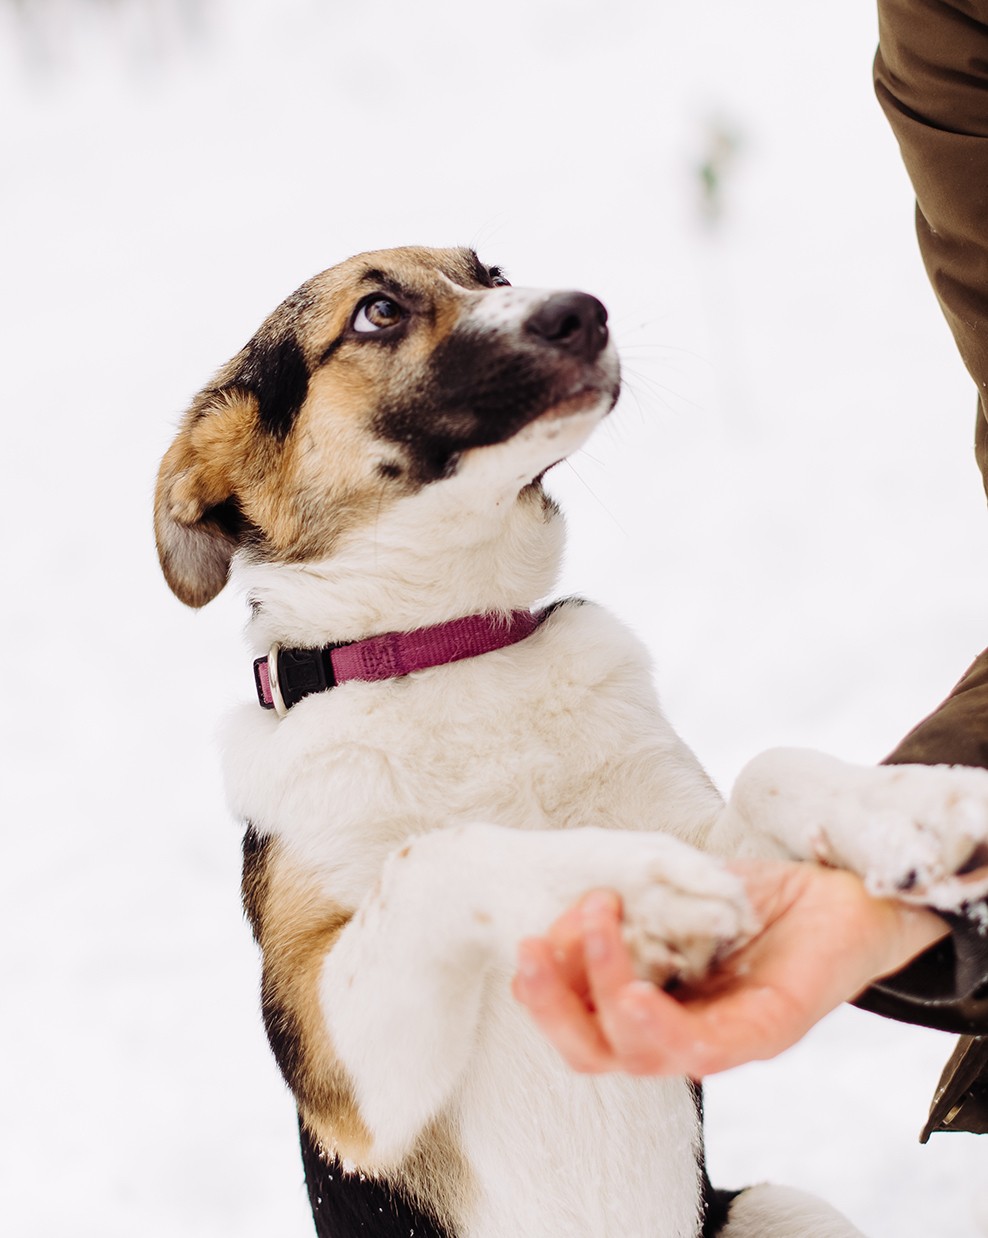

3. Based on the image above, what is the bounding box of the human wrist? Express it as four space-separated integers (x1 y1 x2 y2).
869 900 950 983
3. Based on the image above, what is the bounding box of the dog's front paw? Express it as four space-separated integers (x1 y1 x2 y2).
811 762 988 913
616 844 756 986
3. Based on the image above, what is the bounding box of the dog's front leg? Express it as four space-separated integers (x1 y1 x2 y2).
318 822 751 1166
708 748 988 911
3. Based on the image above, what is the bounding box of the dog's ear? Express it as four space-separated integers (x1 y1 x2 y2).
154 387 253 608
155 331 311 607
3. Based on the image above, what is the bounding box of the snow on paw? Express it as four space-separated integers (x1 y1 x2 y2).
819 763 988 913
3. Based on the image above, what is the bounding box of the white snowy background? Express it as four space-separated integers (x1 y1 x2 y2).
3 0 988 1233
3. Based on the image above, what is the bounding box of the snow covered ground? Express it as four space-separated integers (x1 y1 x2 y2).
2 0 987 1233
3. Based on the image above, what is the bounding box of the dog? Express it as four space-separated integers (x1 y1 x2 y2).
155 246 988 1238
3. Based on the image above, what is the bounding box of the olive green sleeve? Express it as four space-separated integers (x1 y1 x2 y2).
851 8 988 1129
874 0 988 478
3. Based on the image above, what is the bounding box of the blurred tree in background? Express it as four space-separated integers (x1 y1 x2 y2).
694 115 744 230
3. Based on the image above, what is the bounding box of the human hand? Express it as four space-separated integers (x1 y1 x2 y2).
512 858 950 1077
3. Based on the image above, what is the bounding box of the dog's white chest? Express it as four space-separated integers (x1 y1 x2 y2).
454 985 702 1238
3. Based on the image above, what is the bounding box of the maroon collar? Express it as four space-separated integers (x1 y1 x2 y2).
254 609 544 716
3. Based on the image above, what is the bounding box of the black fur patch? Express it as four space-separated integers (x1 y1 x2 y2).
374 330 559 483
298 1117 453 1238
467 250 510 289
260 972 307 1096
231 331 310 441
260 981 364 1141
241 823 271 943
539 595 588 622
702 1176 742 1237
690 1080 743 1236
201 496 250 542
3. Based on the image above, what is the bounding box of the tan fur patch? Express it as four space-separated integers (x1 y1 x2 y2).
400 1115 472 1232
243 833 372 1159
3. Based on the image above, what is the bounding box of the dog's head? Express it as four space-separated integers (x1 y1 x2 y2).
155 246 620 607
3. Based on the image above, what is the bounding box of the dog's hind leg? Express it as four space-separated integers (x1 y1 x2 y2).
713 1183 865 1237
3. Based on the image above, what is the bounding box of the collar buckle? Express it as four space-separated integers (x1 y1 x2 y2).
254 643 338 717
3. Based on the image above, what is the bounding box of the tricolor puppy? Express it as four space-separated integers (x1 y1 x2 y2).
156 246 988 1238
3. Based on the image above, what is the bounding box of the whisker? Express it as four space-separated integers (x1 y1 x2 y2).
617 375 653 428
560 458 629 538
469 216 509 258
621 365 703 417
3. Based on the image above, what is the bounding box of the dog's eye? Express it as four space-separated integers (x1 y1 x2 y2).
488 267 511 288
353 297 405 333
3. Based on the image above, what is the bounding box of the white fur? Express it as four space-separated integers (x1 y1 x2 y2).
221 293 988 1237
719 1184 865 1237
465 283 559 333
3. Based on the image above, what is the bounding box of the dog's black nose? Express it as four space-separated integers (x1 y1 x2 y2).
525 292 609 363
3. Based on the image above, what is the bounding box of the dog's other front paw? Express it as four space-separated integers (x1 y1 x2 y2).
818 762 988 914
616 845 756 986
782 747 988 916
743 750 988 916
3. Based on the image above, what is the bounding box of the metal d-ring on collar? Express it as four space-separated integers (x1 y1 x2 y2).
265 642 286 718
255 641 344 718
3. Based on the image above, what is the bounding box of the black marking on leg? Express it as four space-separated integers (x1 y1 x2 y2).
241 823 271 944
260 975 307 1099
240 823 329 1113
298 1116 454 1238
690 1080 743 1237
702 1179 742 1237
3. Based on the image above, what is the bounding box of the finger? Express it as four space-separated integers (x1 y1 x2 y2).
579 891 688 1074
540 903 594 996
513 938 615 1073
580 889 638 1000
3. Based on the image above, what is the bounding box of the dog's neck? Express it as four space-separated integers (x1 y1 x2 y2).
237 479 565 651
